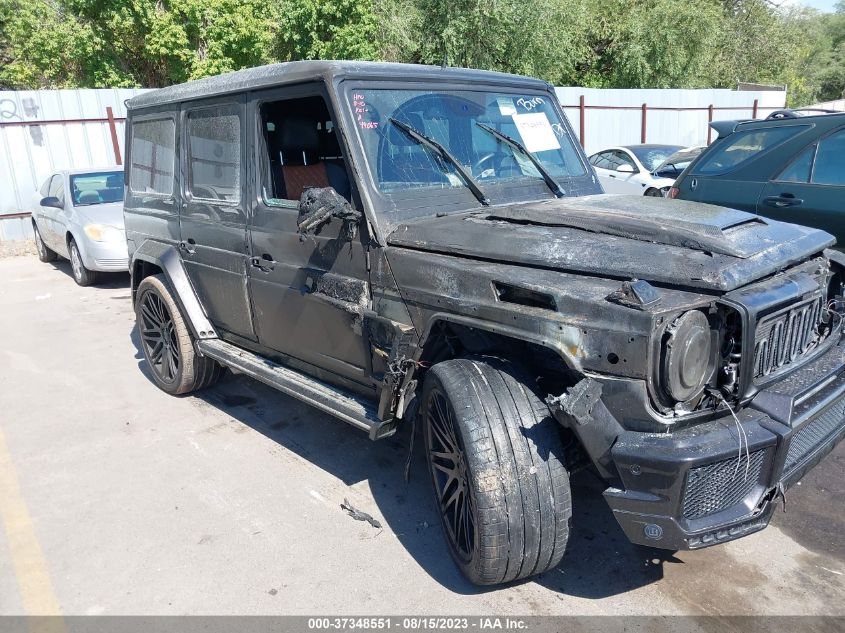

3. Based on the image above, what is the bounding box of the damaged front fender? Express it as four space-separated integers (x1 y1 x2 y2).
547 377 624 482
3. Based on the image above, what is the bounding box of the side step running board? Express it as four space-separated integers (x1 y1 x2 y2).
196 339 395 440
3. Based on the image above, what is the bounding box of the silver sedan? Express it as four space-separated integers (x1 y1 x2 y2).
31 167 128 286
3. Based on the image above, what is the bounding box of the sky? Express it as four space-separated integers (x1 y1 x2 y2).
788 0 840 12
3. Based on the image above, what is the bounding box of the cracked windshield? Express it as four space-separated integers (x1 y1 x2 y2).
349 88 587 205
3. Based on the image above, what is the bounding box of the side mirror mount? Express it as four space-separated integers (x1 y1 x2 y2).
297 187 362 240
40 196 64 209
616 164 636 174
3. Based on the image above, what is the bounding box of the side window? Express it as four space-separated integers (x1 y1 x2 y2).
186 105 241 203
130 118 176 195
775 145 815 183
693 125 807 175
48 174 64 203
811 129 845 186
612 150 636 170
39 176 53 198
259 95 352 205
594 152 613 169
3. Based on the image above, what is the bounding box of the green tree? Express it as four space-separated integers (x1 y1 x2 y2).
578 0 723 89
801 1 845 102
275 0 380 61
0 0 283 88
413 0 590 85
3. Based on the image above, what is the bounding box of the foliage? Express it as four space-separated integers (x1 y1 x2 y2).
413 0 590 86
800 1 845 103
275 0 380 61
0 0 841 106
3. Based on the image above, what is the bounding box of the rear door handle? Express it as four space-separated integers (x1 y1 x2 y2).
179 239 196 255
762 194 803 208
250 255 276 272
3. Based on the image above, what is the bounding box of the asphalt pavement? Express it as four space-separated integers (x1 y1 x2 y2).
0 254 843 616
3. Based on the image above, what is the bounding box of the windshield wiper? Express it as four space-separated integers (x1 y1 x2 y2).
475 122 565 198
388 117 490 206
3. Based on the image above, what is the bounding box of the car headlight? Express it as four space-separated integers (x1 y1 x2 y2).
83 224 123 242
661 310 712 403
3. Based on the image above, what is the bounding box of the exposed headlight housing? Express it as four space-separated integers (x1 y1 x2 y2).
83 224 122 242
661 310 712 403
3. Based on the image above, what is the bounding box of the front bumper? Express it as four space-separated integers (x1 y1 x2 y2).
79 236 129 272
603 339 845 550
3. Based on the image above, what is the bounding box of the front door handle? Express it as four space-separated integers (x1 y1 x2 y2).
762 194 803 208
179 239 196 255
250 254 276 273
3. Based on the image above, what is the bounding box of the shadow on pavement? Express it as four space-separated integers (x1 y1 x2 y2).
122 332 676 597
49 258 130 289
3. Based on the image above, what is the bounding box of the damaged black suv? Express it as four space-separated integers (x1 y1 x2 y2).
124 61 845 586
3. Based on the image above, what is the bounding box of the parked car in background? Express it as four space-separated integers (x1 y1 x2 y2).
651 146 705 180
31 168 128 286
588 144 683 196
670 110 845 246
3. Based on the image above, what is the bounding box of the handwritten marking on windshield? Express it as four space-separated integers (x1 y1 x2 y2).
352 93 380 130
517 97 546 111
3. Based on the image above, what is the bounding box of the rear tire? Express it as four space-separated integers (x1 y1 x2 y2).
644 187 662 197
421 356 572 586
68 238 99 286
33 224 57 262
136 274 222 395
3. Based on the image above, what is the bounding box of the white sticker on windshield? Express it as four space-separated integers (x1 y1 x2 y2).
512 112 561 153
497 97 517 116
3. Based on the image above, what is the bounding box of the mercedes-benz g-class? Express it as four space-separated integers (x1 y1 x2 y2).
124 61 845 586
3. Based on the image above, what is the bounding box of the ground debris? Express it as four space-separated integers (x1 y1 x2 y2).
340 498 382 529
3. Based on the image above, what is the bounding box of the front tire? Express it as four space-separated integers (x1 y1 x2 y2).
422 357 572 585
135 274 222 395
33 223 57 262
68 238 99 286
644 187 662 197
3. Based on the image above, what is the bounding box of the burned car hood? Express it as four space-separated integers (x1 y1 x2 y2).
386 194 834 291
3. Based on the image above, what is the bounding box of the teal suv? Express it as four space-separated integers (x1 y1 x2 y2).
670 110 845 247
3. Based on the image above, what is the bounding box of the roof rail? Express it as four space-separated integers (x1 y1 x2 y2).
765 108 840 120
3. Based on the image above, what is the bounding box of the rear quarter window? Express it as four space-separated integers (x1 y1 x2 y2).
692 125 807 175
129 118 176 195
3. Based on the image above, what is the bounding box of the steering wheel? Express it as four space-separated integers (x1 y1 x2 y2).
473 153 498 178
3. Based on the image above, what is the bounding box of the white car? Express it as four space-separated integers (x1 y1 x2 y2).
588 144 684 196
31 167 128 286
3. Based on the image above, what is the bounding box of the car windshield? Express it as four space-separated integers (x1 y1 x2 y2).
628 146 684 172
70 171 124 206
348 87 586 215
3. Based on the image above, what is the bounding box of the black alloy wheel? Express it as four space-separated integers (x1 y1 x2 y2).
425 387 477 562
139 290 180 384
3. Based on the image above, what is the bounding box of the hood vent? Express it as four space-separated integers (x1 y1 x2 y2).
493 282 556 312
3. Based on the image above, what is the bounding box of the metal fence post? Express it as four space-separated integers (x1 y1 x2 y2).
641 103 647 144
752 98 759 119
106 106 122 165
579 95 585 147
706 104 714 144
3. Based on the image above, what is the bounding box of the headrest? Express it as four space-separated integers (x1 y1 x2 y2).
78 190 102 204
387 112 426 148
281 117 320 153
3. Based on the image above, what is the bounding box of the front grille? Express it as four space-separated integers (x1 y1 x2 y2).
682 449 767 520
785 396 845 474
753 293 828 380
